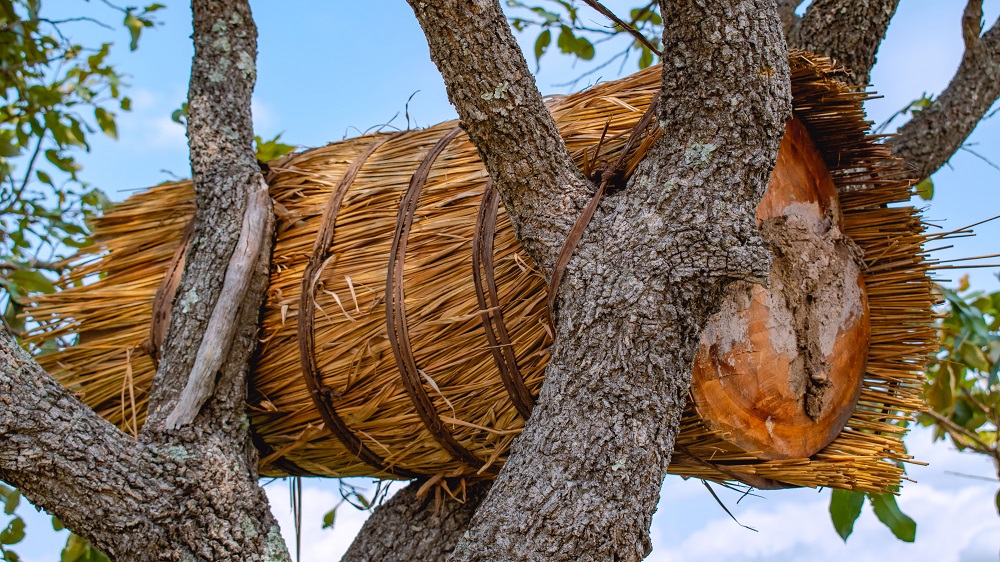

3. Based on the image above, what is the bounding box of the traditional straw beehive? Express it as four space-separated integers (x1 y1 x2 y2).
25 52 933 492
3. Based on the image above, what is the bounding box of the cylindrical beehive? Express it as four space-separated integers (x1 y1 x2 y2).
25 52 932 492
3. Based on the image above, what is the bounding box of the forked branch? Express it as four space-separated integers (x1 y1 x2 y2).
788 0 899 86
891 0 1000 180
405 0 594 276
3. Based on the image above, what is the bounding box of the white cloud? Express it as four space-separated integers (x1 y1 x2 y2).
649 483 999 562
113 86 189 152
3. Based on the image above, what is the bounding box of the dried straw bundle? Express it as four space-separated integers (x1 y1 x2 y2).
25 51 932 492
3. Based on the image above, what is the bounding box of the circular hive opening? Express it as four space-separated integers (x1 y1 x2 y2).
691 118 870 460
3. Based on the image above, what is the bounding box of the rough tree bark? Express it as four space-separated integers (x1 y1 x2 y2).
787 0 899 86
785 0 1000 180
345 2 1000 560
0 0 289 560
358 2 789 561
342 481 493 562
777 0 804 35
351 2 998 558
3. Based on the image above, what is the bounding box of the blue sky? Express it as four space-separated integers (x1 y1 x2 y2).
6 1 1000 560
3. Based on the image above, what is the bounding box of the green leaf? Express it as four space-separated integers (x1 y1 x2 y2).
914 177 933 200
573 36 594 60
0 517 25 545
5 549 21 561
94 108 117 139
958 342 990 372
44 149 79 174
638 45 653 69
557 26 575 54
3 489 19 515
124 13 143 51
61 533 87 562
534 29 551 67
630 7 662 25
829 489 864 541
254 134 295 162
52 516 64 532
0 130 20 157
355 493 370 509
530 7 560 24
10 269 57 294
321 508 336 530
36 170 52 185
120 97 132 111
951 398 976 428
171 102 188 125
59 534 107 562
909 95 933 114
925 363 954 411
869 492 916 542
995 489 999 516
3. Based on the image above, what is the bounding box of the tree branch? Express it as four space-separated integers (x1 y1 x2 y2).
341 481 491 562
1 1 290 558
924 408 994 454
777 0 804 35
788 0 899 86
163 177 270 428
890 3 1000 181
397 1 790 560
143 0 273 433
405 0 594 277
0 330 161 558
0 327 288 559
579 0 661 55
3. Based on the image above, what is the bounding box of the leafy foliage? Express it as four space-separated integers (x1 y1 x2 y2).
505 0 660 77
1 484 24 561
254 133 295 163
0 1 162 559
828 487 916 543
831 278 1000 542
59 532 110 562
921 280 1000 481
0 0 162 337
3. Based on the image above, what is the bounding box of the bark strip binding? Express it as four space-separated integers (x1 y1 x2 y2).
472 179 536 420
297 132 420 478
387 126 495 474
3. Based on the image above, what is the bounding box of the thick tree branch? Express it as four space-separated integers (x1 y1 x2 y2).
163 179 270 429
341 481 492 562
890 3 1000 180
144 0 271 432
0 331 163 558
0 329 288 560
397 1 790 560
405 0 593 276
2 1 289 559
788 0 899 86
777 0 804 35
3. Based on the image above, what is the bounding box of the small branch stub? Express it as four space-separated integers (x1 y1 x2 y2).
164 176 271 428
